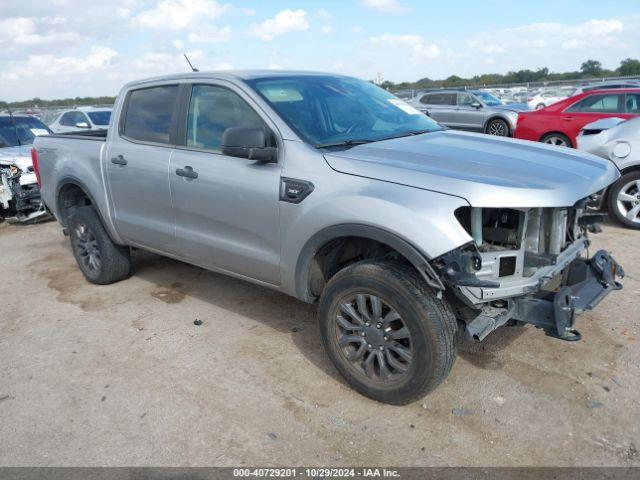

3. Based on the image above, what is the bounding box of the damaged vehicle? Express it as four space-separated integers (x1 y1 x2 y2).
33 72 625 404
0 114 52 223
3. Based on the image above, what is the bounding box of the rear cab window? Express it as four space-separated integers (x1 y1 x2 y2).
122 85 179 144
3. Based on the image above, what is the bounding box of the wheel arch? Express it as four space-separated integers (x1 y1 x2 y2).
294 224 444 303
56 176 105 228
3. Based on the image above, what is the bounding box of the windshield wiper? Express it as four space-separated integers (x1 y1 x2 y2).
315 139 374 149
315 129 437 149
378 129 435 141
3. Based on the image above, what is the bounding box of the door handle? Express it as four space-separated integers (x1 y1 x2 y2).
175 165 198 179
111 155 127 166
562 116 574 121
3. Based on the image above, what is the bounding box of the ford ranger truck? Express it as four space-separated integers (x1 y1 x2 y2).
33 72 625 404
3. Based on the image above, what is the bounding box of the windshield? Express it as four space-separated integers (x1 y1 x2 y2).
472 91 502 106
246 75 441 147
87 110 111 126
0 116 51 147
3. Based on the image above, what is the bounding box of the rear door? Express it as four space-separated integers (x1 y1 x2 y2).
419 93 457 125
562 93 626 142
168 82 282 284
105 84 179 253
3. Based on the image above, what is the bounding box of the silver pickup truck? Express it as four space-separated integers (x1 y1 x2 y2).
33 71 624 404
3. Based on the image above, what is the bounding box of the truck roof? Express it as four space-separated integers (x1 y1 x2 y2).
122 70 349 89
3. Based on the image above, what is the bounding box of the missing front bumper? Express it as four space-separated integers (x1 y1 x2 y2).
466 250 624 342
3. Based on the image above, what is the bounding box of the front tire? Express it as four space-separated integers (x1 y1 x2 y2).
608 171 640 229
69 206 131 284
318 260 457 404
486 118 510 137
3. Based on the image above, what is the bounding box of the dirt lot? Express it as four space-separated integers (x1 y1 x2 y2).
0 219 638 467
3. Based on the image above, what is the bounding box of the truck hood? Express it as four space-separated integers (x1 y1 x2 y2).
0 145 33 172
323 130 619 208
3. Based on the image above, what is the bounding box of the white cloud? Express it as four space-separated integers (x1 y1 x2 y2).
463 18 630 73
133 0 232 30
370 34 440 60
21 46 117 77
187 25 232 43
315 9 331 20
0 16 84 51
321 25 333 34
361 0 410 13
248 9 310 41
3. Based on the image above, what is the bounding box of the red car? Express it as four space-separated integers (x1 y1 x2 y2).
514 88 640 148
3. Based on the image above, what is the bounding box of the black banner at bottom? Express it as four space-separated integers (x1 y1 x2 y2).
0 467 639 480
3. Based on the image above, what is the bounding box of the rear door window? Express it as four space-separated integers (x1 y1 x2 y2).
566 94 624 113
123 85 179 144
625 94 640 114
421 93 455 105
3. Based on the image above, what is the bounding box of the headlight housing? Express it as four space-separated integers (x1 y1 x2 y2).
505 111 519 129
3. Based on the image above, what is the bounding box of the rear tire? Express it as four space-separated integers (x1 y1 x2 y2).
541 133 572 148
318 260 457 404
607 171 640 229
69 206 131 284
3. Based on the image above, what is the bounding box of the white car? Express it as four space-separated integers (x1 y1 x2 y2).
46 107 112 133
0 114 51 223
577 116 640 228
526 88 574 110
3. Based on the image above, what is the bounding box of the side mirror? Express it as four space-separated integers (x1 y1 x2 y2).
75 122 90 129
221 126 276 162
470 102 482 109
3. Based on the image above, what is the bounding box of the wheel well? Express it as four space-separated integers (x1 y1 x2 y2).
57 183 93 226
307 236 416 299
619 164 640 176
539 131 573 147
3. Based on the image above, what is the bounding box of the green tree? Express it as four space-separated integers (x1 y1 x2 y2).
618 58 640 76
580 59 603 77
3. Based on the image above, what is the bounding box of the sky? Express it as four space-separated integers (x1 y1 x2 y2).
1 0 639 101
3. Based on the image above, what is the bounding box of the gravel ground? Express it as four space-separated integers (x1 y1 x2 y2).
0 219 638 466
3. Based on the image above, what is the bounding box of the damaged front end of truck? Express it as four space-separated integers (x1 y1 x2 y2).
432 200 624 342
0 153 49 224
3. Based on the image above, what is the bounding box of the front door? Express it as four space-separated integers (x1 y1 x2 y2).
169 83 282 284
454 92 487 131
105 84 180 253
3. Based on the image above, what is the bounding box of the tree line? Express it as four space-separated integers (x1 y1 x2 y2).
380 58 640 91
3 58 640 107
